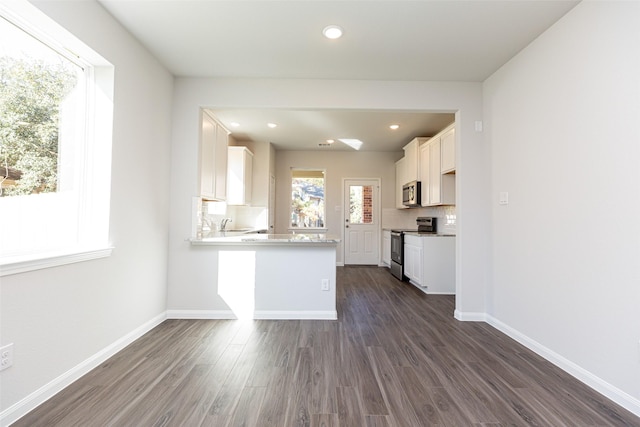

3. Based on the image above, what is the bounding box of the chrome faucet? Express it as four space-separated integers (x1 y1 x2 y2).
220 218 232 231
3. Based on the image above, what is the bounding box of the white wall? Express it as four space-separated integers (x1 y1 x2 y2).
167 78 487 318
0 0 173 421
484 1 640 411
275 150 399 264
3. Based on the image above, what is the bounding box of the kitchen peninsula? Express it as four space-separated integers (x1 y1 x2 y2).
189 233 340 320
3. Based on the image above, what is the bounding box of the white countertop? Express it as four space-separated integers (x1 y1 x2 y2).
191 233 341 246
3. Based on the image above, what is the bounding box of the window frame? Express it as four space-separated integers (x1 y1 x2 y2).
0 1 114 276
289 168 327 232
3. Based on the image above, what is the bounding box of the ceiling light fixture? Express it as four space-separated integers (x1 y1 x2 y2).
326 139 335 144
322 25 343 40
267 122 277 128
389 124 400 130
230 122 240 127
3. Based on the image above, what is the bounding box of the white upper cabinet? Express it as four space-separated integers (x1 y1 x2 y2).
403 137 430 182
429 137 443 204
199 111 228 201
422 122 456 206
395 157 408 209
440 127 455 174
227 146 253 205
419 142 430 207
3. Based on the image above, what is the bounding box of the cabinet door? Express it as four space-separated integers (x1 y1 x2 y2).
200 112 228 201
199 113 216 199
419 143 430 206
382 230 391 266
214 122 228 200
395 157 407 209
404 241 422 285
227 147 253 205
429 138 442 205
441 128 455 174
403 243 413 280
412 244 423 285
403 139 419 183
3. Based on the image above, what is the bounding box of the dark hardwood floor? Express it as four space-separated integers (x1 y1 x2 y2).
15 266 640 426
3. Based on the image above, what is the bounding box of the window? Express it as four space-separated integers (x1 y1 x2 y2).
349 184 374 224
0 1 114 274
290 169 325 229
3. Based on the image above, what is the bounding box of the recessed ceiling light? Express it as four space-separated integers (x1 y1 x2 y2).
326 139 335 144
267 123 277 128
389 124 400 130
322 25 343 40
230 122 240 127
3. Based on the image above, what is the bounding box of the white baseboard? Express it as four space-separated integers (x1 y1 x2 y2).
166 309 235 319
166 309 338 320
485 314 640 418
253 310 337 320
454 309 487 322
0 312 166 427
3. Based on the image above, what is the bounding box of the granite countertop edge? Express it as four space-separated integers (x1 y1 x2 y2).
402 232 456 237
190 233 341 245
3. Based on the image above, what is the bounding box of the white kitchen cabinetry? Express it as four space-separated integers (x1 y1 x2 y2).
404 234 455 294
440 127 455 174
403 137 430 182
381 229 391 266
424 123 455 206
429 138 443 204
227 146 253 205
395 157 408 209
403 234 423 285
419 143 430 207
199 111 228 201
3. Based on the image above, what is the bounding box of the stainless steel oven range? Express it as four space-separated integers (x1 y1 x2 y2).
389 217 437 281
390 230 404 280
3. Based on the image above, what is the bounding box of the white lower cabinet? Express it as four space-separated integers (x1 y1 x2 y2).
403 235 423 284
382 229 391 266
404 234 455 294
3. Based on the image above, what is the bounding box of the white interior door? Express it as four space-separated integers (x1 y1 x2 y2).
344 179 380 265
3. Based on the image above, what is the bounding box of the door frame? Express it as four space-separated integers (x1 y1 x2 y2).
342 177 381 265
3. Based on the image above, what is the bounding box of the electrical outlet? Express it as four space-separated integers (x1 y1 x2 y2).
321 279 330 291
1 343 13 371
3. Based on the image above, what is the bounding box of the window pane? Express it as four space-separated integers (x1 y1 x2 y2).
291 170 325 228
349 185 373 224
0 17 84 197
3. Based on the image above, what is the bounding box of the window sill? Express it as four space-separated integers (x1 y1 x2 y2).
0 246 113 277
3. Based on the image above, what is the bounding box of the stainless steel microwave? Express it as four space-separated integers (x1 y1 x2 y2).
402 180 421 207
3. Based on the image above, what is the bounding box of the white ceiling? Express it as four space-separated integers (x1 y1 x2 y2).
98 0 579 151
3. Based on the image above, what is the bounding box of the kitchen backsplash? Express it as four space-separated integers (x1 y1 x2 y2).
192 197 268 237
226 205 268 230
193 196 456 238
382 205 456 234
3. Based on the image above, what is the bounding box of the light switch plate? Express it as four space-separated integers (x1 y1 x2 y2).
499 192 509 205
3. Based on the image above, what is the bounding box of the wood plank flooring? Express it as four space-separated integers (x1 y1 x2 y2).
14 266 640 426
